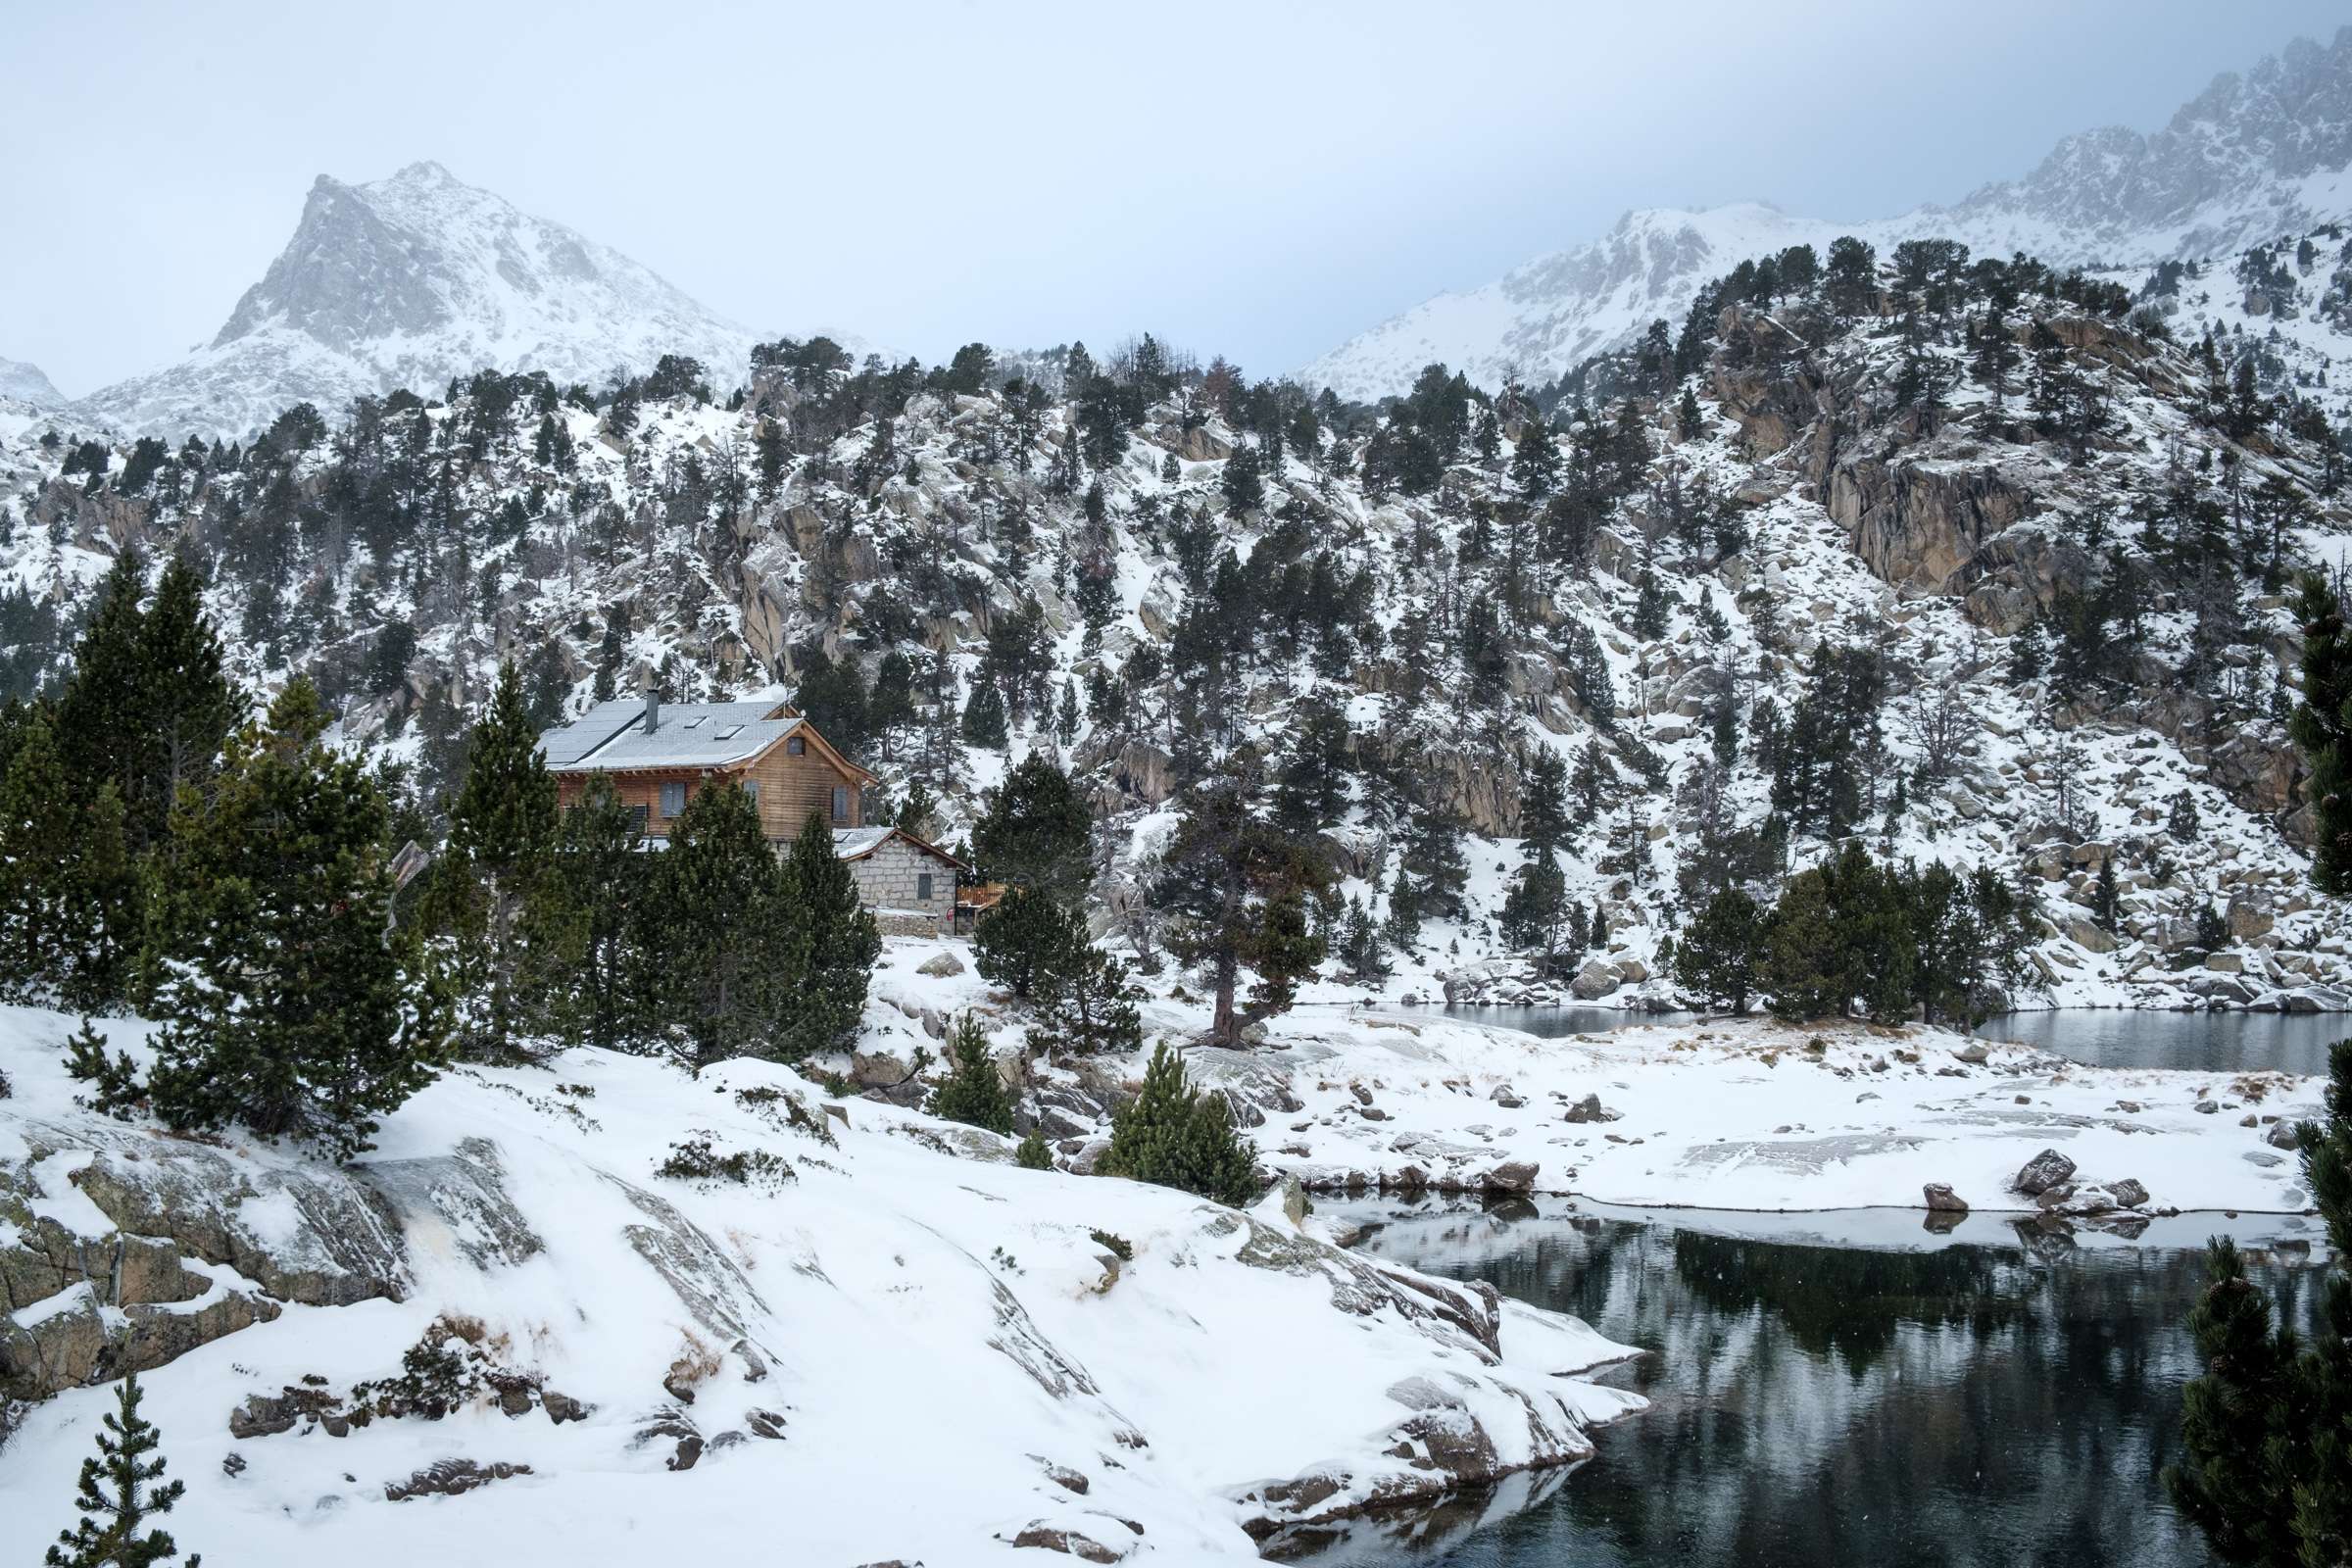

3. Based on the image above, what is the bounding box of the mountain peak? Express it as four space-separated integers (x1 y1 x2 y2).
0 357 64 408
82 163 760 438
1306 28 2352 400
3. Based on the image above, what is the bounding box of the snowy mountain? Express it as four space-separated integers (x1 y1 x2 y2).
73 163 764 440
0 357 63 407
10 218 2352 1020
1303 27 2352 401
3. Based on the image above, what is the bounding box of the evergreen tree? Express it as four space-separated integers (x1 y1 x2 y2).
525 771 647 1050
2094 854 2120 935
928 1015 1013 1135
959 679 1010 749
1674 888 1763 1013
1152 771 1331 1046
1015 1130 1054 1169
632 781 788 1066
45 1372 200 1568
1029 935 1144 1056
2166 1040 2352 1567
145 680 446 1162
2168 789 2203 843
425 662 557 1060
2290 572 2352 894
970 754 1094 904
1098 1042 1257 1205
1763 846 1916 1023
0 710 133 1007
774 809 881 1059
972 884 1079 1000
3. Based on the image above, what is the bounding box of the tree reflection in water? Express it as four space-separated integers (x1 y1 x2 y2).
1297 1206 2326 1568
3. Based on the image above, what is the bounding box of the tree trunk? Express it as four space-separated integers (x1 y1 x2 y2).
1212 952 1238 1046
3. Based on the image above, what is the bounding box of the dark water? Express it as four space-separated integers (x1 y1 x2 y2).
1426 1004 2349 1077
1289 1202 2331 1568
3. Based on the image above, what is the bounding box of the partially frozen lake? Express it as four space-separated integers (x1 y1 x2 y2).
1423 1004 2349 1077
1289 1201 2331 1567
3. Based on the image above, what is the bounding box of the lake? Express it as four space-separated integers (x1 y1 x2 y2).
1287 1201 2334 1567
1421 1004 2350 1077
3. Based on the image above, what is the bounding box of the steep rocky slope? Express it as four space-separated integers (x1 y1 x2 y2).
5 226 2351 1016
1305 28 2352 400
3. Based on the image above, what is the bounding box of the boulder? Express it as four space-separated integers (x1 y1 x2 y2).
1561 1095 1621 1125
1569 959 1622 1001
2065 917 2118 955
916 950 965 978
1922 1183 1969 1213
1480 1160 1540 1195
2011 1149 2077 1197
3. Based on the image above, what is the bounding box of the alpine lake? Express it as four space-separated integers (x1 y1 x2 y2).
1282 1006 2343 1567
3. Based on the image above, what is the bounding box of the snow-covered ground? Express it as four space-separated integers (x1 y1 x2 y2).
858 936 2332 1223
0 1002 1639 1564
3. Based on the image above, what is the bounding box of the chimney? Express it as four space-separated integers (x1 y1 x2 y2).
643 684 660 734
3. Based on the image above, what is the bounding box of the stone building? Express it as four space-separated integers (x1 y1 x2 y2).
830 827 968 936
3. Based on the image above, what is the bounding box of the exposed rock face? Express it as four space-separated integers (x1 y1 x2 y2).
385 1458 533 1501
1825 455 2035 598
0 1127 539 1415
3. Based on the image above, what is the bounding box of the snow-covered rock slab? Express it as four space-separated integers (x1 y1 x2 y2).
0 1005 1638 1562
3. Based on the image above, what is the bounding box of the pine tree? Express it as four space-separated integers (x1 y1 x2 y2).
2094 854 2120 935
1098 1042 1256 1205
1030 937 1144 1056
970 754 1094 905
959 679 1009 749
2168 789 2203 843
1015 1130 1054 1169
0 710 121 1004
1152 772 1331 1046
1675 889 1763 1014
972 884 1079 1000
46 1372 200 1568
775 809 881 1060
928 1015 1013 1135
2166 1041 2352 1567
633 781 789 1067
2290 572 2352 894
524 771 647 1050
426 662 558 1060
144 680 447 1161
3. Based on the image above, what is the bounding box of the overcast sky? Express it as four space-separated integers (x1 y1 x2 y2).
7 0 2349 397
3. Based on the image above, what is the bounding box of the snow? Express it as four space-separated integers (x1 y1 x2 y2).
1230 1006 2329 1217
64 163 879 440
0 1002 1639 1563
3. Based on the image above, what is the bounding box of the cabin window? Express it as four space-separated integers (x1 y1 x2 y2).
743 779 760 806
660 781 686 817
831 785 851 824
916 872 933 903
787 736 806 755
627 804 649 833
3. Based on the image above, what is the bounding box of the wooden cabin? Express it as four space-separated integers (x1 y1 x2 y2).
542 693 873 841
540 693 967 935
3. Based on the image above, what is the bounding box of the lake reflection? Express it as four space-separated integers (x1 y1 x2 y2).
1292 1203 2329 1568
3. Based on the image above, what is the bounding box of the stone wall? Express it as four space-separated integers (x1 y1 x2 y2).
844 836 955 935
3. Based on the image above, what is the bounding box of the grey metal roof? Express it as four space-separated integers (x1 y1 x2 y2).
542 698 804 772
